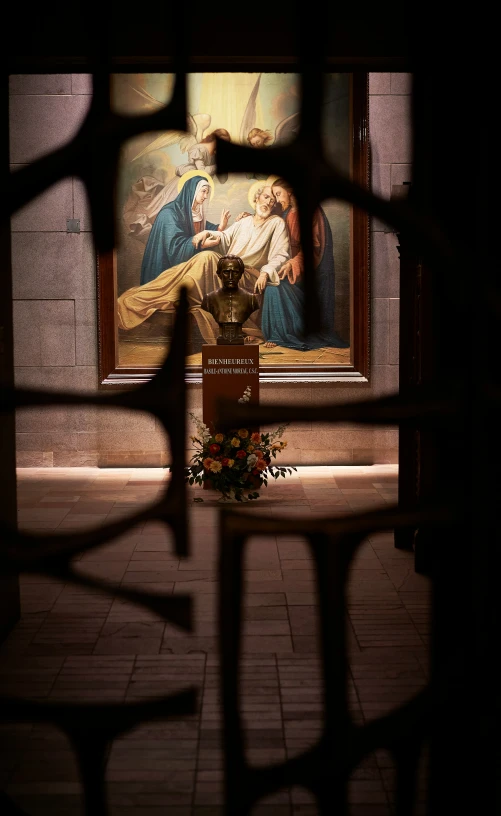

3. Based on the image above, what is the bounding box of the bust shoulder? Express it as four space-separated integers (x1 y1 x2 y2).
201 290 216 313
205 288 223 304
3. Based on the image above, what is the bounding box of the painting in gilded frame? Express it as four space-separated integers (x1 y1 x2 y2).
98 71 369 385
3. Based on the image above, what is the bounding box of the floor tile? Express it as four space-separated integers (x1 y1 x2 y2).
0 464 433 814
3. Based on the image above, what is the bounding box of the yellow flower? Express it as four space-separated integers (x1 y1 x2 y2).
214 433 224 443
247 445 254 453
203 457 213 469
209 460 222 473
227 459 235 468
231 437 240 447
281 440 288 448
238 428 249 438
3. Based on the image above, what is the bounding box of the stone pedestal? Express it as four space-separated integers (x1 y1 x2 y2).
202 345 259 433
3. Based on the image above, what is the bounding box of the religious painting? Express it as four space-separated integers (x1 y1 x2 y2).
98 71 369 385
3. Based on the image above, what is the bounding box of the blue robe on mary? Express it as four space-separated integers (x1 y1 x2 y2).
261 207 349 350
140 175 218 286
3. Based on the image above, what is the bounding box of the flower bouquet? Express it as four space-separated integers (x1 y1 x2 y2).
186 413 297 502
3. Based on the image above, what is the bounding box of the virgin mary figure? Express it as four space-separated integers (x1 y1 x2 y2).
139 171 230 286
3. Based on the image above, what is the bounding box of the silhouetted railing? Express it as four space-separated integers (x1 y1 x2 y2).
1 16 498 815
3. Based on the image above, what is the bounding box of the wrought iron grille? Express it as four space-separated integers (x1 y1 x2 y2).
1 13 499 816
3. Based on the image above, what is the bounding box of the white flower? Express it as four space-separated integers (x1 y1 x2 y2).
247 453 258 470
269 422 289 442
238 385 252 404
189 412 211 442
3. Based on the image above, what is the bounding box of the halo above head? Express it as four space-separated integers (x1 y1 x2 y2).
266 175 280 188
177 169 214 199
247 177 276 209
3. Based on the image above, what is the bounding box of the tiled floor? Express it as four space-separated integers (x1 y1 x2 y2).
0 465 430 815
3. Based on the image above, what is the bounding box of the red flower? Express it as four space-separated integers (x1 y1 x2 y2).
256 458 267 471
221 457 230 466
251 432 261 444
209 443 220 454
254 450 263 459
236 450 246 459
252 468 259 475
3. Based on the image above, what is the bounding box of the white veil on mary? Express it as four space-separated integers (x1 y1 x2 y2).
191 178 211 224
177 169 214 230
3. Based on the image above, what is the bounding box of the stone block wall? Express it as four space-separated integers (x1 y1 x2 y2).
10 72 411 467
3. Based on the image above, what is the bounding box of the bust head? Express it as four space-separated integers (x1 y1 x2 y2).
216 255 245 291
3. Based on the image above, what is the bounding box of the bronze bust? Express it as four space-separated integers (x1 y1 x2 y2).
201 255 260 345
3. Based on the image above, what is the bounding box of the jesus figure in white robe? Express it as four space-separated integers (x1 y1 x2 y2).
117 185 290 344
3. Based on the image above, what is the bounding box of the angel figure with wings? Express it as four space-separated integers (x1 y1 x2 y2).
245 111 301 180
123 101 231 242
123 75 264 243
129 91 232 183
